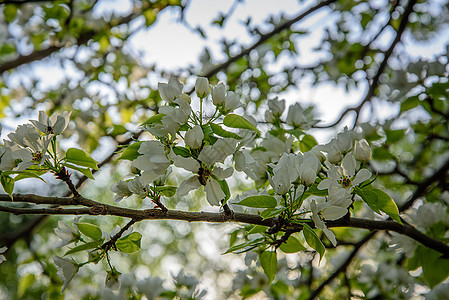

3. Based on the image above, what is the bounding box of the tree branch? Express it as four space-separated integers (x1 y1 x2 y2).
2 193 448 256
316 0 417 129
186 0 336 90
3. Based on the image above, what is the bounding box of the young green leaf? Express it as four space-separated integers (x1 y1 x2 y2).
259 251 277 283
0 174 14 199
76 223 103 241
223 114 259 133
64 163 94 180
64 241 99 256
234 195 277 208
116 232 142 253
302 224 325 263
154 186 177 197
119 142 143 161
218 179 231 204
371 188 402 224
141 113 164 126
260 207 287 220
2 170 46 182
210 123 243 140
172 146 191 158
65 148 99 170
224 237 264 254
279 236 306 253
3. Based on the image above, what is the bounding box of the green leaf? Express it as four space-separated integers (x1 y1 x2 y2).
259 251 277 283
65 241 99 256
64 163 94 180
1 174 14 199
17 273 35 298
76 223 103 241
119 142 143 161
299 134 318 153
143 8 158 26
260 207 287 220
302 183 328 199
3 170 46 182
172 146 191 158
210 123 243 140
223 114 259 133
116 232 142 253
303 223 325 262
372 188 402 224
141 113 164 126
355 187 380 214
224 237 264 254
65 148 99 170
218 179 231 204
154 186 176 197
415 246 449 288
279 236 306 253
400 96 420 113
247 225 268 234
234 195 277 208
356 187 402 224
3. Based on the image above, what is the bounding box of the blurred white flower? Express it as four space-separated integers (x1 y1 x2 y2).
267 97 285 116
136 276 165 299
53 255 79 293
0 246 7 264
54 220 79 246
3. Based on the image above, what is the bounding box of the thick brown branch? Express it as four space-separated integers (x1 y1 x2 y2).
1 194 448 256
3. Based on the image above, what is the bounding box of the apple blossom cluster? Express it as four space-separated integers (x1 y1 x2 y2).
110 77 376 248
0 111 71 173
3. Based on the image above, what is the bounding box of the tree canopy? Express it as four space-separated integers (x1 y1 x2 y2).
0 0 449 299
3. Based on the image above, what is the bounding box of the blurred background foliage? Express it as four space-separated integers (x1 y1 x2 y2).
0 0 449 299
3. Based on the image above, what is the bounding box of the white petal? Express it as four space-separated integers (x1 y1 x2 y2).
322 206 348 220
317 179 331 190
352 169 372 185
323 228 337 246
342 153 356 177
204 179 225 206
178 176 201 196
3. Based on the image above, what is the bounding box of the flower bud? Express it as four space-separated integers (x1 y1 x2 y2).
195 77 209 98
354 139 372 162
224 91 241 112
185 125 204 149
211 82 227 106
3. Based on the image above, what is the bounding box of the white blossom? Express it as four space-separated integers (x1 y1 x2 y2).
286 103 318 129
185 125 204 149
158 77 184 103
53 255 79 293
224 91 242 112
310 200 337 246
211 82 227 106
159 98 191 125
30 110 71 135
267 97 285 116
54 220 79 246
354 139 372 162
204 178 226 206
195 77 209 98
110 180 132 203
132 141 170 184
299 152 321 186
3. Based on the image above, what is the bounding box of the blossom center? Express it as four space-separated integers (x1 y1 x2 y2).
338 175 351 188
